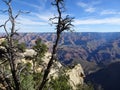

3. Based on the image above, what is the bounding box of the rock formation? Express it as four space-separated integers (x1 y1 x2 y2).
21 50 85 89
66 64 85 89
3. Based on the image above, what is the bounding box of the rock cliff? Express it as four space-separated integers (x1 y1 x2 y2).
66 64 85 89
21 50 85 89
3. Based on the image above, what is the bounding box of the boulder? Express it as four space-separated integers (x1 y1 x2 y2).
67 64 85 90
24 49 37 57
0 38 5 44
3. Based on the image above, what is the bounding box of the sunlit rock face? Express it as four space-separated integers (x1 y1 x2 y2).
66 64 85 90
40 52 62 78
36 52 85 89
0 38 6 49
0 38 5 44
23 49 37 57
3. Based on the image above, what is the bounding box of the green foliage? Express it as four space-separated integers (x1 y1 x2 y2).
33 38 47 58
19 62 32 75
19 38 48 90
0 48 6 60
1 40 7 47
20 74 35 90
17 42 26 52
19 62 43 90
13 39 26 52
44 74 72 90
20 62 35 90
33 38 47 65
1 39 26 52
26 62 32 69
33 72 43 89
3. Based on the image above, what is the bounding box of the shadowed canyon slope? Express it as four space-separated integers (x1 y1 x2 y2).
86 62 120 90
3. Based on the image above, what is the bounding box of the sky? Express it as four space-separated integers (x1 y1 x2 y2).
0 0 120 32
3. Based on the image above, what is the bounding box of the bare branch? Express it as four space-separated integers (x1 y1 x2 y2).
0 72 13 90
15 28 20 33
15 10 22 19
1 0 21 89
0 25 4 27
3 19 10 36
0 60 8 65
49 16 58 21
17 65 26 76
2 0 12 4
15 10 30 19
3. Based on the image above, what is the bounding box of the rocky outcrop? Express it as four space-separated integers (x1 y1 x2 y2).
20 50 85 89
23 49 37 57
41 52 85 89
67 64 85 90
0 38 5 44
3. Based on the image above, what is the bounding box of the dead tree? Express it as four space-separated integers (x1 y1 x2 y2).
0 0 23 89
38 0 74 90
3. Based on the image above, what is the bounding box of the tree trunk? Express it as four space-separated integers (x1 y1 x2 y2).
38 33 60 90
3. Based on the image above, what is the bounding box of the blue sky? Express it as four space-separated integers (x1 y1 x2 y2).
0 0 120 32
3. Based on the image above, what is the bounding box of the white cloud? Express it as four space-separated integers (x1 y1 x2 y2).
74 17 120 25
18 17 47 26
38 0 48 7
0 14 53 32
77 2 87 8
0 16 6 23
77 1 96 13
14 0 42 11
31 12 70 23
100 10 120 15
85 7 95 13
0 14 48 26
32 12 54 21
